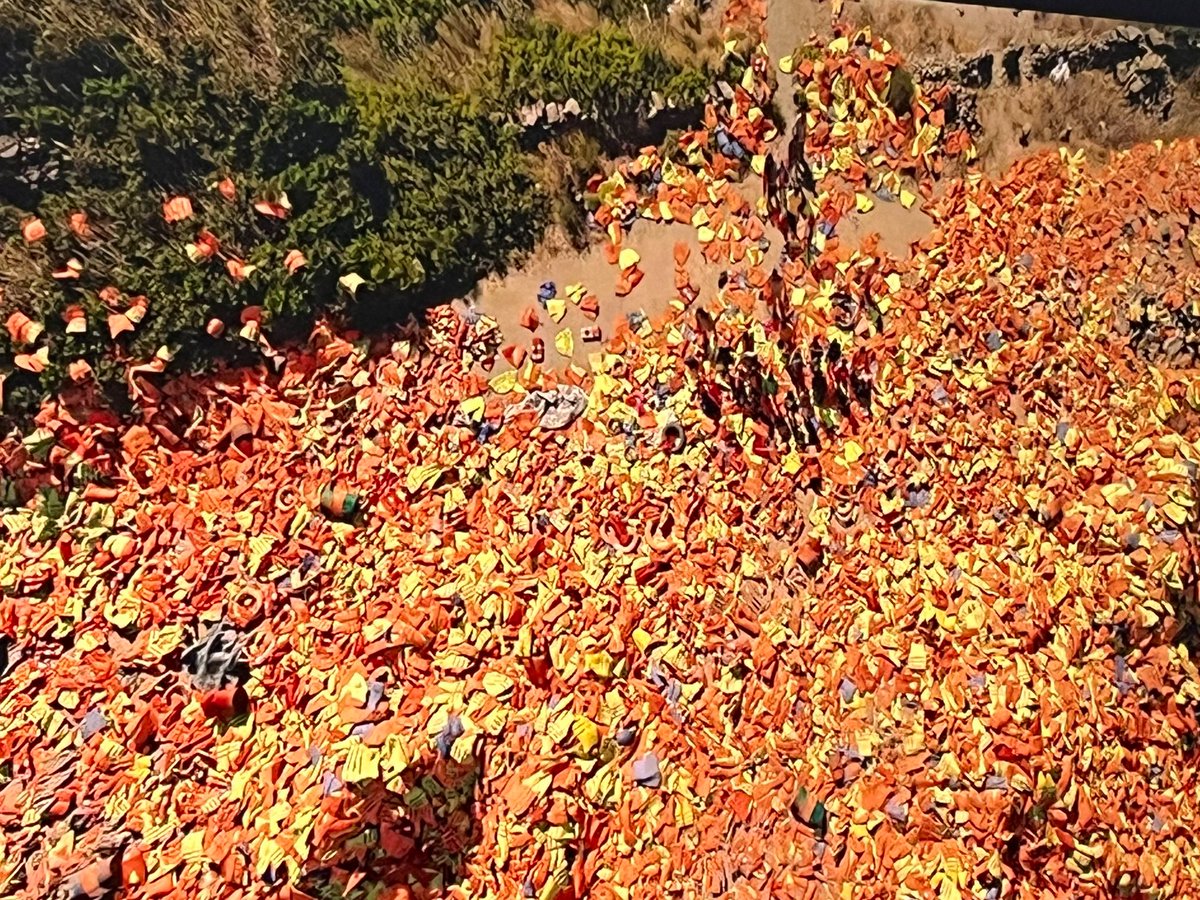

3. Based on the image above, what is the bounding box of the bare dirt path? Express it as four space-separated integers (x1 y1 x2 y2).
467 222 733 367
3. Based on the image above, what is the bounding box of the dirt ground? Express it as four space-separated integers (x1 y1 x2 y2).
467 221 734 368
838 1 1200 172
764 0 1119 71
765 0 1200 174
973 70 1200 173
852 0 1118 57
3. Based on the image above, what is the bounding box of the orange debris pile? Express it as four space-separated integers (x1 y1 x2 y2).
3 25 1200 900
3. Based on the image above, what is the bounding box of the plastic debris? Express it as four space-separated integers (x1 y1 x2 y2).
632 753 662 788
3 13 1200 900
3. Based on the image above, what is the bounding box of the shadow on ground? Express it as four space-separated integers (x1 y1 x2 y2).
298 746 482 900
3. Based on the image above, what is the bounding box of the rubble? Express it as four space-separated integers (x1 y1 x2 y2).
2 10 1200 900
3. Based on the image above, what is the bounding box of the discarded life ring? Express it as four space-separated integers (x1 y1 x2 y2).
229 414 255 456
600 518 639 553
200 684 249 722
661 422 686 454
228 586 266 625
275 483 300 511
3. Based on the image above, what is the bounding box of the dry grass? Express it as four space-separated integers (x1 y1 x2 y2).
628 0 724 71
1 0 719 100
336 2 520 94
0 0 315 94
973 70 1200 175
528 129 605 247
853 0 1111 59
856 3 975 56
528 0 722 69
532 0 603 32
337 0 721 99
0 239 52 319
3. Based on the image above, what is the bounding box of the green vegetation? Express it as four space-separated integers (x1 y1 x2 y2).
0 0 716 416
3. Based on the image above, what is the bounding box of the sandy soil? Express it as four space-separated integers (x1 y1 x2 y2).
764 0 830 132
472 196 928 370
851 0 1118 57
763 0 1118 65
469 221 732 368
841 201 931 255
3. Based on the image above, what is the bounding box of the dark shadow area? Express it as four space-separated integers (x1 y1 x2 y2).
925 0 1200 29
296 749 482 900
1003 48 1022 84
516 103 707 159
348 284 462 338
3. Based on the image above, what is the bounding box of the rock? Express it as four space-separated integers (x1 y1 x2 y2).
80 708 107 740
563 98 581 117
632 753 662 788
1018 54 1037 82
885 797 909 823
182 619 246 692
838 678 858 702
961 54 993 88
544 102 562 124
1135 51 1168 74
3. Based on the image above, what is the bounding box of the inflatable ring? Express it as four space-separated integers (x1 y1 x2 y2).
320 483 360 519
275 483 301 511
600 519 639 553
661 422 686 454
